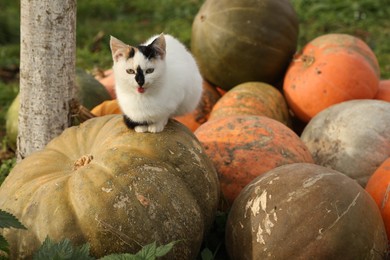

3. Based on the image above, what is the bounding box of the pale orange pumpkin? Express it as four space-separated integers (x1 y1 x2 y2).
208 82 291 126
366 157 390 239
91 99 121 116
375 80 390 102
283 33 380 122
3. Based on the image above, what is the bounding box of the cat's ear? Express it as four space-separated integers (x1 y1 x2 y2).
149 34 166 59
110 36 134 62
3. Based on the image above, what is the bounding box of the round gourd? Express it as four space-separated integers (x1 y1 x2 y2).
366 157 390 239
300 99 390 187
226 163 388 259
96 68 116 99
194 115 313 207
375 79 390 102
0 115 219 259
76 68 112 110
191 0 298 90
91 99 122 116
5 94 19 151
208 82 291 126
283 33 380 122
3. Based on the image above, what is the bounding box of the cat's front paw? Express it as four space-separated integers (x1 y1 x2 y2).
147 120 167 133
134 125 149 133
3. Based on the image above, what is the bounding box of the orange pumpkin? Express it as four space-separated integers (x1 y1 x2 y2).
194 115 314 208
174 80 222 131
91 99 121 116
283 33 380 122
208 82 291 126
366 157 390 238
97 69 116 99
375 80 390 102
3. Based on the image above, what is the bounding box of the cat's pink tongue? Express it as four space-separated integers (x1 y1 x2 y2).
137 87 145 93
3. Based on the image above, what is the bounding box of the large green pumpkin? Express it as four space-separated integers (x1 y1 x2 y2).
226 163 388 259
191 0 299 90
0 115 219 259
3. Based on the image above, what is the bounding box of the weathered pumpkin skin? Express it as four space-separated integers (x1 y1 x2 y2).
301 99 390 187
0 115 219 259
283 34 380 122
366 157 390 239
191 0 298 90
194 115 313 207
226 163 388 260
208 82 291 126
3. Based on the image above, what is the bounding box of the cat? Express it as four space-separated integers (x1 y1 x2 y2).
109 33 203 133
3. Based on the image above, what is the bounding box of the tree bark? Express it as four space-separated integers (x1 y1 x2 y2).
18 0 77 160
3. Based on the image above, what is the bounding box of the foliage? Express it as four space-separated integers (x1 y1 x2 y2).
198 211 228 260
0 158 16 186
33 237 94 260
0 209 26 256
33 238 178 260
101 241 179 260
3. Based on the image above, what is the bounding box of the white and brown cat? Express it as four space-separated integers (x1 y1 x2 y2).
110 33 202 133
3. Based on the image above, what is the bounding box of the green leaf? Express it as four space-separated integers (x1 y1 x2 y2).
33 236 94 260
0 234 9 254
154 241 178 257
135 241 156 260
100 254 139 260
100 241 178 260
0 209 26 230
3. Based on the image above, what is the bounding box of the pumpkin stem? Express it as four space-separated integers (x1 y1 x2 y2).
301 55 315 67
73 154 94 170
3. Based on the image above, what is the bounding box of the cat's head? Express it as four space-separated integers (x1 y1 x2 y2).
110 34 166 94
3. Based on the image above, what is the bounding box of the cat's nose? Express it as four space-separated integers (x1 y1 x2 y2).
135 74 144 86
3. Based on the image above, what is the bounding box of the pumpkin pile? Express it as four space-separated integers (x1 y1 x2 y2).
2 0 390 258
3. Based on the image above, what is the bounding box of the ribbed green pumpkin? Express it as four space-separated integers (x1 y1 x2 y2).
191 0 299 90
0 115 219 259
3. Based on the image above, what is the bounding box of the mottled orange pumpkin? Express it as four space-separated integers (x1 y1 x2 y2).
283 33 380 122
194 115 313 207
375 80 390 102
366 157 390 239
208 82 291 126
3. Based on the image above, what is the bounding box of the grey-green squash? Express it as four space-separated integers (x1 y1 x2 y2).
191 0 299 90
0 115 220 259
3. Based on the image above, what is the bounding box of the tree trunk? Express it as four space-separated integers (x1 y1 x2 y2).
18 0 77 160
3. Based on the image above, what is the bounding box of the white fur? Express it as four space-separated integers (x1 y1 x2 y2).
112 34 202 133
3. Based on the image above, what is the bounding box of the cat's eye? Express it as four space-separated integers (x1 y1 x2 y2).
126 69 135 74
145 68 154 74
